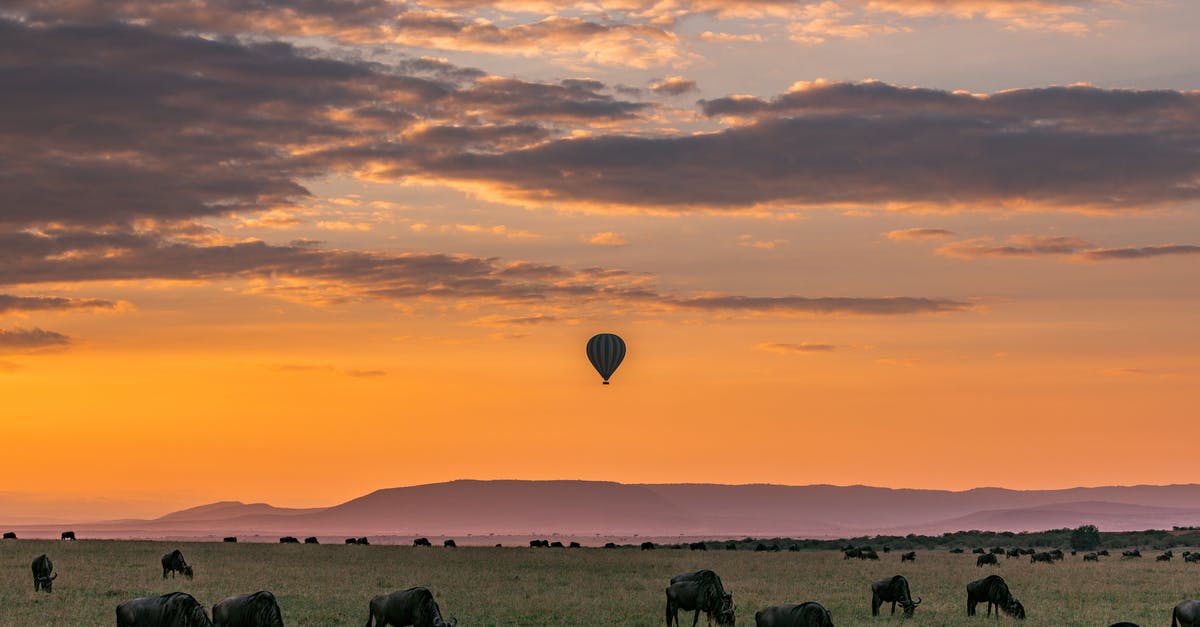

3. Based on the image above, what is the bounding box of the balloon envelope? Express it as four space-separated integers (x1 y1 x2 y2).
586 333 626 384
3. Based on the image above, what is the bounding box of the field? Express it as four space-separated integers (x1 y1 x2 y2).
2 540 1198 625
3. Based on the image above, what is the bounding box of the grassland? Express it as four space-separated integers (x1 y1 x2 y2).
1 540 1197 625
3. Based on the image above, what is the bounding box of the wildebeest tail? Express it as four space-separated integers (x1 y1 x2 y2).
364 608 374 627
1172 608 1179 627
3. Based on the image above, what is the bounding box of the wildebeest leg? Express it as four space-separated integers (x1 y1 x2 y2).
665 598 675 627
967 599 976 616
891 600 897 615
872 594 881 616
691 608 700 627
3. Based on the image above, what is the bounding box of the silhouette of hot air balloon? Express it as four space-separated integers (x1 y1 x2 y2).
586 333 625 384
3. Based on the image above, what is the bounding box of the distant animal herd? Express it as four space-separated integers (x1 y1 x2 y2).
8 532 1200 626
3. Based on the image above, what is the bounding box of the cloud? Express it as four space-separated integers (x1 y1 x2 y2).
1078 245 1200 261
649 76 699 96
937 235 1093 259
472 314 558 326
886 228 956 240
670 295 970 315
757 342 838 353
587 232 629 247
0 328 72 351
0 294 116 314
738 235 788 249
698 31 764 43
266 363 387 377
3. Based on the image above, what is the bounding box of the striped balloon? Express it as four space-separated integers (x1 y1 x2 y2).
586 333 626 384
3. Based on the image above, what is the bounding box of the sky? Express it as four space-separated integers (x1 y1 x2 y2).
1 0 1199 521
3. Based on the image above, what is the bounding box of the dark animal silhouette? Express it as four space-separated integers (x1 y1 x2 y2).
789 545 800 552
754 602 834 627
1109 623 1140 627
966 575 1025 619
364 587 456 627
279 536 299 544
1031 552 1054 564
1174 600 1200 627
950 548 964 554
666 570 734 627
413 537 432 547
443 539 457 548
1186 553 1200 564
1006 548 1020 559
1048 549 1064 561
346 538 358 544
604 542 618 548
1098 550 1110 556
973 548 985 554
1083 552 1099 561
690 542 708 551
900 552 916 562
32 553 56 592
1122 549 1142 558
213 590 283 627
305 537 319 544
843 548 861 560
871 575 921 617
863 549 879 560
1159 553 1173 562
530 539 549 547
976 553 998 567
162 549 194 579
882 546 890 553
569 541 581 548
991 547 1005 555
1019 548 1036 556
726 543 737 551
3 531 16 539
117 592 213 627
224 537 238 543
357 537 370 545
641 541 656 550
549 541 563 548
61 531 75 540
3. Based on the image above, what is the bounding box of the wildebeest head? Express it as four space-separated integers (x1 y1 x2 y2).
1005 598 1026 619
183 564 194 580
36 571 57 592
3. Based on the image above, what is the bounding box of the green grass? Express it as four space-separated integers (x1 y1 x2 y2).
0 540 1195 625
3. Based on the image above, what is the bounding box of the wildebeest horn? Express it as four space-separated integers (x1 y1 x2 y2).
912 597 922 606
448 618 458 627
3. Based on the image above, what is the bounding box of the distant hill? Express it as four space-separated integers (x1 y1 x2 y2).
11 480 1200 540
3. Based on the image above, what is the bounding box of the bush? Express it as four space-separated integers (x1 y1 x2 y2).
1070 525 1102 551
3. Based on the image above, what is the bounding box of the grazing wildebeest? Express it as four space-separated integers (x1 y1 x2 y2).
754 602 834 627
61 531 75 540
346 538 358 544
1098 550 1110 556
972 548 985 554
1122 549 1142 558
1019 548 1036 556
31 553 56 592
690 542 708 551
1031 552 1054 564
212 590 283 627
843 548 861 560
641 541 656 550
569 541 581 548
990 547 1005 555
443 539 457 548
116 592 212 627
357 537 370 545
882 546 890 553
966 574 1025 619
305 537 319 544
413 537 431 547
900 551 916 562
1006 548 1020 559
1159 553 1173 561
549 541 563 548
3 531 16 539
863 549 879 560
666 570 734 627
1174 600 1200 627
1083 552 1099 562
364 587 457 627
950 548 964 554
976 553 998 567
871 575 922 617
1185 553 1200 563
225 537 238 543
1048 549 1064 561
604 542 618 549
162 549 194 579
279 536 299 544
530 539 549 548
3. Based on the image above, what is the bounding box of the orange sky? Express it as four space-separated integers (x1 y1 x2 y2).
1 0 1199 521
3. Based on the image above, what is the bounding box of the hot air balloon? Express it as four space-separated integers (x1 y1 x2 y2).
586 333 625 385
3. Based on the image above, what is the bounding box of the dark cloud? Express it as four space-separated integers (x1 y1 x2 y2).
1079 245 1200 261
886 228 955 240
757 342 838 353
938 235 1093 259
671 295 969 315
0 294 116 314
0 328 72 350
649 76 698 96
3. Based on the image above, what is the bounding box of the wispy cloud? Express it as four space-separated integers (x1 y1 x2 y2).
587 232 629 247
0 328 71 351
887 228 956 240
757 342 839 354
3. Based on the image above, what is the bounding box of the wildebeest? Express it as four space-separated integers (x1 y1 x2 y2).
690 542 708 551
1109 623 1140 627
604 542 618 549
32 553 56 592
304 537 319 545
966 574 1025 619
212 590 283 627
162 549 194 579
1158 553 1173 561
1083 552 1099 561
882 546 890 553
61 530 75 540
976 553 998 567
843 548 861 560
443 539 457 548
1098 549 1110 556
1048 549 1064 561
530 539 549 548
1019 548 1036 556
754 602 833 627
871 575 922 617
1122 549 1142 558
1006 548 1020 559
116 592 213 627
900 551 916 562
1031 552 1054 564
569 541 581 548
364 587 457 627
1185 553 1200 564
641 541 656 550
414 537 432 547
225 537 238 543
549 541 563 548
990 547 1005 555
666 570 734 627
972 548 985 554
950 548 964 554
1173 600 1200 627
863 549 879 560
279 536 299 544
3 531 16 539
346 538 358 544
